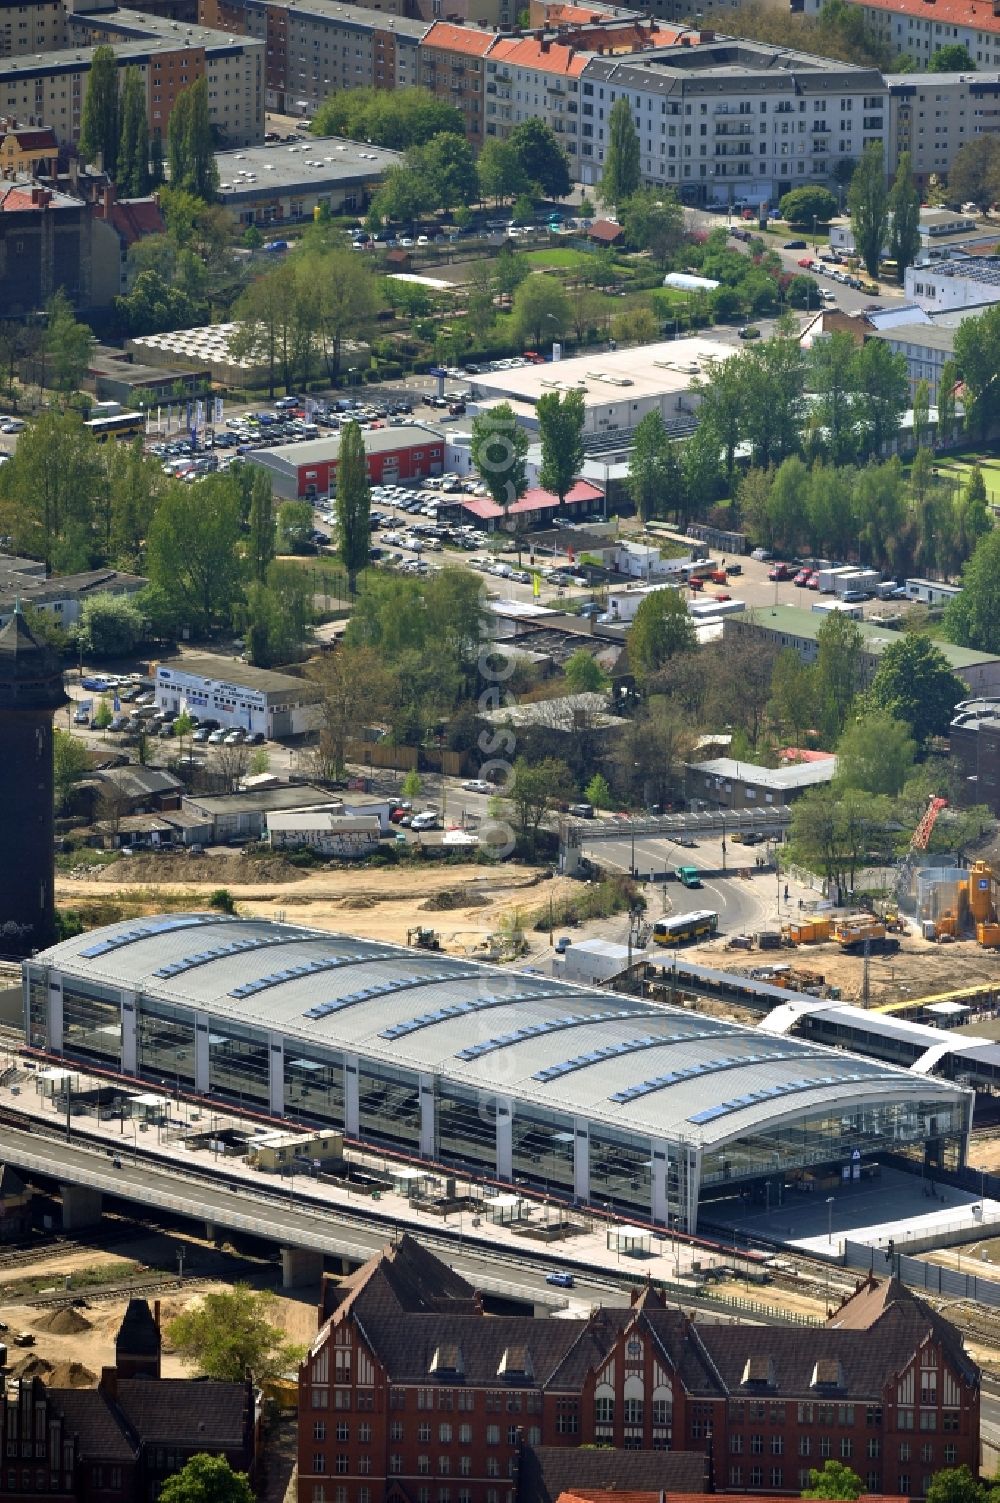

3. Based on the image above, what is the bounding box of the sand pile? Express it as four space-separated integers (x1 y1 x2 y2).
10 1355 52 1380
48 1361 96 1388
35 1307 92 1335
420 888 488 912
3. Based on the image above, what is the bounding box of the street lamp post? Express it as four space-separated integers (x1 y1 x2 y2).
826 1194 835 1246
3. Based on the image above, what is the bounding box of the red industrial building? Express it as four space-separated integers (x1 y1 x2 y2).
297 1238 980 1503
249 424 446 499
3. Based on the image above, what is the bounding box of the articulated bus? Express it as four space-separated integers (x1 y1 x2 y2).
83 411 145 443
652 910 719 947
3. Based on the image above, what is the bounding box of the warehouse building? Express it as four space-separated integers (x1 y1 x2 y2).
214 136 402 226
154 655 322 737
248 422 446 498
24 913 972 1232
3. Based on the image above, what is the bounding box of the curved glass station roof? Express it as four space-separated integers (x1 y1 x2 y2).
37 914 967 1150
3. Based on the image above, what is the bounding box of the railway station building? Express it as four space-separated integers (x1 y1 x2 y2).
24 914 972 1234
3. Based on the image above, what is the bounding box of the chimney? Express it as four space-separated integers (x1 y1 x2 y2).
102 183 113 217
153 1300 161 1330
99 1367 118 1402
540 35 550 48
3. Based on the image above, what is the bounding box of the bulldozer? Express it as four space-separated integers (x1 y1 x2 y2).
407 926 442 951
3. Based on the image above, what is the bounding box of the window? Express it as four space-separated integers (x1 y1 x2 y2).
899 1444 911 1462
820 1438 832 1458
771 1468 784 1488
731 1437 743 1455
868 1440 881 1459
751 1436 764 1455
313 1456 327 1475
945 1446 958 1465
314 1423 327 1441
419 1425 431 1443
390 1423 404 1442
595 1398 613 1426
336 1425 349 1442
799 1437 811 1457
439 1458 451 1476
841 1440 853 1459
390 1457 402 1475
487 1426 500 1445
921 1444 934 1464
772 1437 784 1456
440 1425 452 1444
335 1457 349 1476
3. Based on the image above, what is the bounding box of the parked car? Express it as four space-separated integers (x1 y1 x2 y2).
783 239 807 250
462 779 493 794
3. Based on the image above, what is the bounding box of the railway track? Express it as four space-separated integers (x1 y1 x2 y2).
8 1273 217 1309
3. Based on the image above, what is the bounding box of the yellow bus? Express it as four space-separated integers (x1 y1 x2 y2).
652 911 719 947
84 411 145 443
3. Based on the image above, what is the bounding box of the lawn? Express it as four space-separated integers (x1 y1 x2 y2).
930 451 1000 504
524 247 598 270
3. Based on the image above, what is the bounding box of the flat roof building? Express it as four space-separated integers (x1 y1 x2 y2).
906 257 1000 312
155 654 321 738
24 912 973 1231
215 136 402 226
248 422 447 498
726 606 1000 697
468 338 723 437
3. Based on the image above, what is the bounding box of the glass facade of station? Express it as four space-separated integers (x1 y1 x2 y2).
137 999 197 1091
23 964 973 1232
62 981 121 1066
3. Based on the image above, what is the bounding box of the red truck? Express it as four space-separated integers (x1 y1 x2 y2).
768 562 794 582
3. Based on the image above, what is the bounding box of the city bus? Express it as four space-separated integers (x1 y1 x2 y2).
652 911 719 947
83 411 145 443
675 866 703 888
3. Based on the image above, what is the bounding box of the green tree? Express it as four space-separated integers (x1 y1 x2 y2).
629 587 694 683
504 756 575 855
145 474 244 632
168 79 218 199
157 1453 254 1503
770 646 817 743
276 499 314 555
810 331 859 465
945 526 1000 652
79 45 119 178
868 633 965 742
836 711 916 796
618 188 683 265
77 593 145 657
44 289 91 395
888 152 921 278
779 185 838 227
311 86 463 150
564 650 609 694
600 98 640 208
401 770 423 801
407 132 477 210
925 1468 985 1503
913 376 931 450
335 419 371 593
954 303 1000 437
507 117 571 199
853 337 909 457
512 276 570 346
470 402 528 519
117 65 149 197
93 696 113 731
696 354 744 479
814 610 863 743
628 409 673 523
946 135 1000 210
802 1460 864 1499
938 358 958 446
167 1285 303 1383
494 244 529 299
246 467 275 585
53 729 92 812
0 409 102 571
929 43 975 70
537 388 585 507
847 142 889 279
585 772 611 809
477 139 528 205
308 643 396 776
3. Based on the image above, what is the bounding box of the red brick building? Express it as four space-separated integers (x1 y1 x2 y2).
0 1299 258 1503
297 1238 980 1503
249 423 446 499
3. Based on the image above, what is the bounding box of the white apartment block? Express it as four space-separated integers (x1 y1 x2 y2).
886 70 1000 185
581 40 888 205
485 35 587 176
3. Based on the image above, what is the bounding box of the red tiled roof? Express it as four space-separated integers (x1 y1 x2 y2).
489 35 590 75
457 480 602 520
0 186 41 212
109 197 165 246
779 748 835 764
587 219 623 243
421 20 496 55
861 0 1000 33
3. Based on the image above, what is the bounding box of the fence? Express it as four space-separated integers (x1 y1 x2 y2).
843 1237 1000 1307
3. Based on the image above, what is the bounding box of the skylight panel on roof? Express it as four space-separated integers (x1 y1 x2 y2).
80 913 219 959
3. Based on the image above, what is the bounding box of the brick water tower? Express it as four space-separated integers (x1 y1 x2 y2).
0 603 67 956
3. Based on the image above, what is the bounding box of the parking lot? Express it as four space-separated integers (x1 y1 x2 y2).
67 672 269 752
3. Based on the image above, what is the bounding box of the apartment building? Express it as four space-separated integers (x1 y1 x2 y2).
0 9 263 149
821 0 1000 72
419 22 495 148
581 40 887 204
0 117 57 174
483 20 685 173
298 1236 980 1503
886 69 1000 185
0 179 121 312
0 0 69 59
867 321 956 402
199 0 425 112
